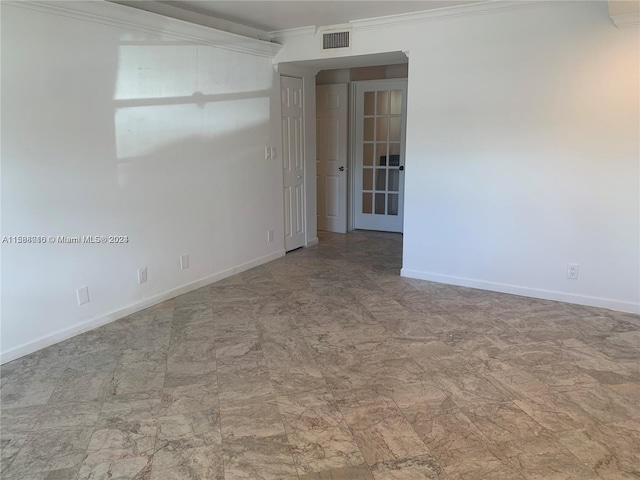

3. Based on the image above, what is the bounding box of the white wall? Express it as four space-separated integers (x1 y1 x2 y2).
275 1 640 313
1 3 285 361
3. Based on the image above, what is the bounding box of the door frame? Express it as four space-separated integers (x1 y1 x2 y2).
349 78 408 232
277 64 321 249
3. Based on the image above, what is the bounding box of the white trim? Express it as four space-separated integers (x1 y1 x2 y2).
348 82 358 231
401 269 640 315
4 1 281 58
306 237 319 247
269 26 316 41
267 0 551 40
350 0 548 30
275 63 320 78
1 250 285 364
610 12 640 29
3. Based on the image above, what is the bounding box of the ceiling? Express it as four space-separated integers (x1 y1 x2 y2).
158 0 487 32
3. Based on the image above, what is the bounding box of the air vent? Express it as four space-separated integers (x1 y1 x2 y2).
323 31 349 49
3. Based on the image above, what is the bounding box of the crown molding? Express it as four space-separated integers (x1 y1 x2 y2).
349 0 549 30
4 0 281 57
269 25 316 41
268 0 553 40
610 12 640 28
114 0 272 41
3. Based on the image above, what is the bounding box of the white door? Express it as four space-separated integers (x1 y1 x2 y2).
353 80 407 233
316 84 348 234
281 76 306 251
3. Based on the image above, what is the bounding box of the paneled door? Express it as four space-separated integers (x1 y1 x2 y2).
281 76 306 251
316 84 348 233
353 80 407 232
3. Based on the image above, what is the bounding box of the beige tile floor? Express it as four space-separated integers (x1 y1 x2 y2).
1 231 639 479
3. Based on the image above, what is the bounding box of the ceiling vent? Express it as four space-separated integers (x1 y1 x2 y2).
318 25 352 52
323 31 349 49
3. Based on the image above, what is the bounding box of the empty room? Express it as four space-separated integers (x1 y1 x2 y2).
1 0 639 479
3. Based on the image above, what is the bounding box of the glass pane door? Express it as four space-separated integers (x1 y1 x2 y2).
355 80 407 232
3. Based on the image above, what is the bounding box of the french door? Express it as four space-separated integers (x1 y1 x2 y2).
353 80 407 232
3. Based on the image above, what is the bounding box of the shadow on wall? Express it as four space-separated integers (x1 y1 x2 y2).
111 42 276 266
1 9 281 357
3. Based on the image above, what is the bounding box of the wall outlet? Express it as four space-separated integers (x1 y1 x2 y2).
138 267 147 284
567 263 579 279
76 286 90 305
264 146 270 159
267 230 274 242
180 254 190 270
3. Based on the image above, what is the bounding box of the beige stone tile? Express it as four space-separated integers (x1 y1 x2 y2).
433 373 513 408
160 383 219 416
152 445 224 480
461 402 546 443
298 464 374 479
156 410 221 451
110 361 166 396
277 389 363 474
33 401 102 430
406 397 488 457
222 434 298 480
339 395 429 466
4 230 639 480
562 384 639 424
369 455 443 479
220 401 286 441
513 392 595 433
77 454 153 480
607 382 640 403
439 447 525 480
2 428 93 478
493 434 599 480
1 379 59 408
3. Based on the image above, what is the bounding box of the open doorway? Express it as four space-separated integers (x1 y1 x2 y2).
316 61 409 234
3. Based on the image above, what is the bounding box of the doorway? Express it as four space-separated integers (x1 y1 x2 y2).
315 63 408 234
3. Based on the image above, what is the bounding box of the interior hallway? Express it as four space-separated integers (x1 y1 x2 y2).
1 231 639 479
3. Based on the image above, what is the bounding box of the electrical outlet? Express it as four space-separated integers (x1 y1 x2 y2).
264 147 270 159
567 263 579 279
180 254 190 270
76 286 90 305
267 230 274 242
138 267 147 284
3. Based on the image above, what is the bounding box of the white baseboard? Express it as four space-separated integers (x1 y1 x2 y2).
400 269 640 315
1 250 286 364
306 237 319 247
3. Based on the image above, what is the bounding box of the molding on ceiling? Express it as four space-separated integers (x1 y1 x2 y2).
269 26 317 40
268 0 551 40
115 1 272 41
4 0 282 57
349 0 546 30
610 12 640 29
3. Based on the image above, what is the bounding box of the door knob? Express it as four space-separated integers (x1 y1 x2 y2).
399 166 404 171
339 166 345 171
296 175 302 179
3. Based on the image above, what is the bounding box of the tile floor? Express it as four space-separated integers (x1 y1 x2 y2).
1 231 639 479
